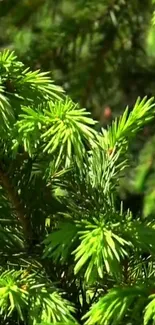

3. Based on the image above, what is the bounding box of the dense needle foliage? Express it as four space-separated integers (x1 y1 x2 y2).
0 50 155 325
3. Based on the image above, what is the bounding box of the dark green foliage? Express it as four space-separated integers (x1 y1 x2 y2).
0 0 155 118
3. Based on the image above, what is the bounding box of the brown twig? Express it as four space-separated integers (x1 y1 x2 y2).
123 256 129 284
0 162 32 242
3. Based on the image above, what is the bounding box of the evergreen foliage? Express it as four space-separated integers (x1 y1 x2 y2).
1 50 155 324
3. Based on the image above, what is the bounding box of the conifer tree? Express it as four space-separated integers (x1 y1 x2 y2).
1 50 155 325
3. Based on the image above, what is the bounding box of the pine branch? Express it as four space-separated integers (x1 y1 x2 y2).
0 162 32 243
80 0 119 106
81 26 117 106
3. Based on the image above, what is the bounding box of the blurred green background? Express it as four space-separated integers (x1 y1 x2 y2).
1 0 155 122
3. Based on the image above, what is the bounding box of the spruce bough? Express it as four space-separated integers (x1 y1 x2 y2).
0 50 155 324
